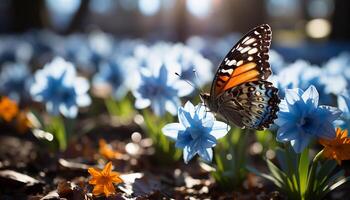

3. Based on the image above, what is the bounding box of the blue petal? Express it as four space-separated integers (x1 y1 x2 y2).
162 123 184 140
279 99 289 112
183 101 195 115
194 104 207 120
290 133 312 153
151 98 166 116
275 111 298 126
158 65 168 84
178 104 195 128
276 123 299 142
316 122 336 140
183 145 196 164
201 134 217 148
318 105 342 121
302 85 319 108
176 131 192 148
285 88 303 105
209 121 230 139
198 147 213 163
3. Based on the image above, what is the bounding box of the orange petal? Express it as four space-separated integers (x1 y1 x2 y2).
88 167 101 177
110 175 123 184
92 185 105 196
102 162 113 175
104 182 116 197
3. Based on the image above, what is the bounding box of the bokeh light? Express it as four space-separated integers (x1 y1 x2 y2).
138 0 161 16
186 0 212 18
306 18 331 39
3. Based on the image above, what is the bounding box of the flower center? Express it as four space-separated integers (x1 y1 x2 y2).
298 117 312 128
98 174 111 184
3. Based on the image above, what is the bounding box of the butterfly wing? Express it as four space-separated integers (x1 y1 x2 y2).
210 24 272 98
216 81 280 130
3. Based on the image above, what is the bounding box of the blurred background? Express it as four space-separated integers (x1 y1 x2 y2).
1 0 349 64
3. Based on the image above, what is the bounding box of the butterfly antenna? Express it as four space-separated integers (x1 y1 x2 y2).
192 68 205 94
175 72 196 90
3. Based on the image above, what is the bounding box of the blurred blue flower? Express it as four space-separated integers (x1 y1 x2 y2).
0 62 32 102
61 34 96 73
30 57 91 118
186 33 241 66
269 50 285 73
275 85 341 153
271 60 332 105
336 91 350 130
323 52 350 79
0 37 33 64
170 44 212 87
133 42 212 88
321 53 350 95
88 30 114 62
93 57 136 100
132 64 193 116
162 101 229 163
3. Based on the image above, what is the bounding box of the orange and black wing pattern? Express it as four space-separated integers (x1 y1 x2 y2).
211 24 272 97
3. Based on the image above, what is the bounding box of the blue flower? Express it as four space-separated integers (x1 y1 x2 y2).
0 37 33 64
269 50 285 73
275 85 342 153
0 62 32 102
62 34 96 73
132 64 193 116
132 42 212 87
271 60 332 105
162 101 229 163
93 57 135 100
321 53 349 95
170 44 212 87
336 91 350 130
30 57 91 118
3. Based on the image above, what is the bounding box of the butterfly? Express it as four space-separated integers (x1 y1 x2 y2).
200 24 280 130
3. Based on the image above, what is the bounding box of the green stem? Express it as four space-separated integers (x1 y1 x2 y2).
105 96 133 117
306 149 324 198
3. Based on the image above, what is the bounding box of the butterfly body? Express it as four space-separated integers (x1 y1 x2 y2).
201 24 280 130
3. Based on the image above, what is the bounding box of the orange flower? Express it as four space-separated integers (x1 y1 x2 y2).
99 139 123 160
0 97 18 122
15 110 32 133
88 161 123 197
319 128 350 165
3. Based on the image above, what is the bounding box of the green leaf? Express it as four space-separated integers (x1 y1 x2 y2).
47 116 67 151
314 160 337 191
320 176 350 199
247 165 283 187
266 159 285 185
298 148 310 196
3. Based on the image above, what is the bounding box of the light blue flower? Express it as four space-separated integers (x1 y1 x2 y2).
271 60 332 105
61 34 96 73
133 42 212 87
132 64 193 116
0 62 32 102
93 57 136 100
269 50 285 73
321 53 349 95
275 85 342 153
336 90 350 130
323 52 350 79
0 37 33 64
30 57 91 118
162 101 230 163
169 44 212 87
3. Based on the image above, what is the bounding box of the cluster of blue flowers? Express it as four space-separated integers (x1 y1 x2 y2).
0 31 212 119
0 30 350 164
